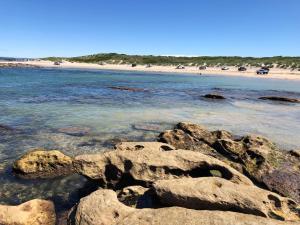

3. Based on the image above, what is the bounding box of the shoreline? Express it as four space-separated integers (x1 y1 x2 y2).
1 60 300 80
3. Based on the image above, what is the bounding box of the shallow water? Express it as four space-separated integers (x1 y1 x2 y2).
0 67 300 212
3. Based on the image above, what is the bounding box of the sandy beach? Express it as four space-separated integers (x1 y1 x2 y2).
1 60 300 80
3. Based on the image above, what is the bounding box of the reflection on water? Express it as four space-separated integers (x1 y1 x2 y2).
0 67 300 212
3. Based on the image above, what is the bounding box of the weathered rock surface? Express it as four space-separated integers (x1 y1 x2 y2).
158 122 300 202
203 93 226 99
153 177 300 221
289 149 300 158
0 199 56 225
70 189 297 225
117 185 150 207
74 142 253 188
115 141 175 152
13 149 74 178
259 96 300 103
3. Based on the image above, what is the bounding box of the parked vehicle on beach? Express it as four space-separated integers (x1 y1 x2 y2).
221 67 229 70
145 64 151 68
238 66 247 71
176 65 185 69
131 63 137 67
256 69 269 74
54 61 60 65
199 66 206 70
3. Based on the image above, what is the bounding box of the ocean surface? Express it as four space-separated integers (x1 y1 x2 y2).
0 67 300 213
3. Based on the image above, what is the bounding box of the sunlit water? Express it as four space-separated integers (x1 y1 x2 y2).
0 67 300 213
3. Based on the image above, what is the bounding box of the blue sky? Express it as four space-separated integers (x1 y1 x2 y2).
0 0 299 58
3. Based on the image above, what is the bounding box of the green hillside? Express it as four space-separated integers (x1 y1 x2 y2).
44 53 300 70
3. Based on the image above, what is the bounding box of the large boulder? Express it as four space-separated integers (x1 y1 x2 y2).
153 177 300 221
13 149 75 178
70 189 297 225
74 142 253 188
0 199 56 225
158 122 300 202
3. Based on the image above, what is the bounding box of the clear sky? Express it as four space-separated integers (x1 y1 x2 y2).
0 0 299 58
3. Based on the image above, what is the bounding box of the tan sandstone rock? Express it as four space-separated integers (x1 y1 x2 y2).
70 189 297 225
0 199 56 225
13 149 74 178
158 122 300 203
153 177 300 221
74 142 253 188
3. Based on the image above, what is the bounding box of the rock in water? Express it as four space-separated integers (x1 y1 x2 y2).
0 199 56 225
74 142 253 188
153 177 300 221
159 122 300 203
203 94 226 99
13 149 74 178
70 189 296 225
259 96 300 103
58 126 91 136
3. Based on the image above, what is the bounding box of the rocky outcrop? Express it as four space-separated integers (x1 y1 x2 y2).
0 63 40 68
13 149 75 178
70 189 297 225
259 96 300 103
74 142 253 188
0 199 56 225
153 177 300 221
203 94 226 99
158 122 300 202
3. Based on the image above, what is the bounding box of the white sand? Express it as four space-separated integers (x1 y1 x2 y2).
1 60 300 80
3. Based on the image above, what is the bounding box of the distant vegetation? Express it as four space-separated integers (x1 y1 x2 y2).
44 53 300 70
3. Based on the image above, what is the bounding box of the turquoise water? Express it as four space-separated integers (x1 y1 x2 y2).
0 67 300 213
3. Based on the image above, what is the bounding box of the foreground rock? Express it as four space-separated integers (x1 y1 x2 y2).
117 185 150 207
259 96 300 103
0 199 56 225
74 142 253 188
13 149 74 178
158 122 300 202
203 93 226 99
70 189 297 225
153 177 300 221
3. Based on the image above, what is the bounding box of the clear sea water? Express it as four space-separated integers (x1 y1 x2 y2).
0 67 300 214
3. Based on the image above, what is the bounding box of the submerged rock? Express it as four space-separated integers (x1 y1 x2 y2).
203 93 226 99
108 86 146 92
0 124 18 135
132 123 163 132
74 142 252 188
153 177 300 221
158 122 300 202
70 189 296 225
13 149 75 178
259 96 300 103
58 126 91 136
0 199 56 225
